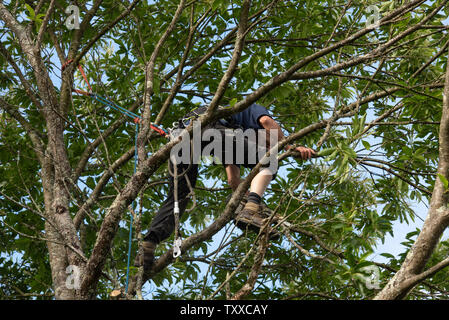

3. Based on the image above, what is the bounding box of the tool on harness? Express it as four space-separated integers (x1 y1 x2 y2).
173 237 182 258
171 105 242 131
169 153 182 259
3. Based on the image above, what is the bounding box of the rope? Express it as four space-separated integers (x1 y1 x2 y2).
171 155 182 259
167 138 197 259
125 123 139 293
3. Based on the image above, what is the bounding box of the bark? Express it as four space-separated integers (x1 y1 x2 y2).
1 0 147 298
0 3 85 298
45 222 76 300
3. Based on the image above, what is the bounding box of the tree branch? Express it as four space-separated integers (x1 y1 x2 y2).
36 0 56 49
73 0 142 66
206 0 251 114
138 0 186 163
0 98 45 163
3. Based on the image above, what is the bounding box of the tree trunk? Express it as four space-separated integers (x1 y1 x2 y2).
45 222 76 300
375 47 449 300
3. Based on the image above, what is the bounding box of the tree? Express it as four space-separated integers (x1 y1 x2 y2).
1 0 449 300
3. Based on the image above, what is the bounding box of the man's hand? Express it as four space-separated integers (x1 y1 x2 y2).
257 116 317 160
287 145 317 160
296 146 317 160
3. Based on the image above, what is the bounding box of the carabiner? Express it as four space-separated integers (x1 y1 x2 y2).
173 237 182 258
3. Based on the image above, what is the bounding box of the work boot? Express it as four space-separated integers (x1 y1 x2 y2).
134 241 157 274
234 202 280 240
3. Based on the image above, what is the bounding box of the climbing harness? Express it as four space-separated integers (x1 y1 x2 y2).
164 106 239 260
64 60 170 294
170 105 242 132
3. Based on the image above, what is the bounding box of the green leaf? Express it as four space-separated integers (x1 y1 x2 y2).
380 253 395 259
317 148 335 157
153 77 160 96
356 261 374 270
24 4 35 20
437 173 449 190
326 149 339 161
361 140 370 150
359 113 367 133
342 154 349 168
35 13 46 23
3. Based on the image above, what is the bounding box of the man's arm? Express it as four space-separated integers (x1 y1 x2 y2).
258 115 316 160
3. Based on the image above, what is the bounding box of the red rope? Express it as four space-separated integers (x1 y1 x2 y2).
150 124 168 137
77 64 92 93
61 59 73 72
134 117 168 137
63 59 168 138
62 59 92 96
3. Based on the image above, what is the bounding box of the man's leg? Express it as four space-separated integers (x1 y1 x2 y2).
144 165 198 244
225 164 241 192
137 162 198 272
222 128 278 237
242 167 273 212
232 140 278 238
226 164 272 194
237 168 272 215
234 167 278 239
249 168 272 197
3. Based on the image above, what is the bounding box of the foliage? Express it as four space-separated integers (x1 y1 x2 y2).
1 0 449 300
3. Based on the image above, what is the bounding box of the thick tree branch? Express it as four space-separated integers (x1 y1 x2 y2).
375 30 449 300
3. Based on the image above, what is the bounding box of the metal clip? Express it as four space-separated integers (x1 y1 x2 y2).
173 237 182 258
168 122 183 141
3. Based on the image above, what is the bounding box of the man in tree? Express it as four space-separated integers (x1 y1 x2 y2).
136 103 316 273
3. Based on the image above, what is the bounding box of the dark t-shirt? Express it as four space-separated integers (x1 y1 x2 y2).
226 103 271 130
